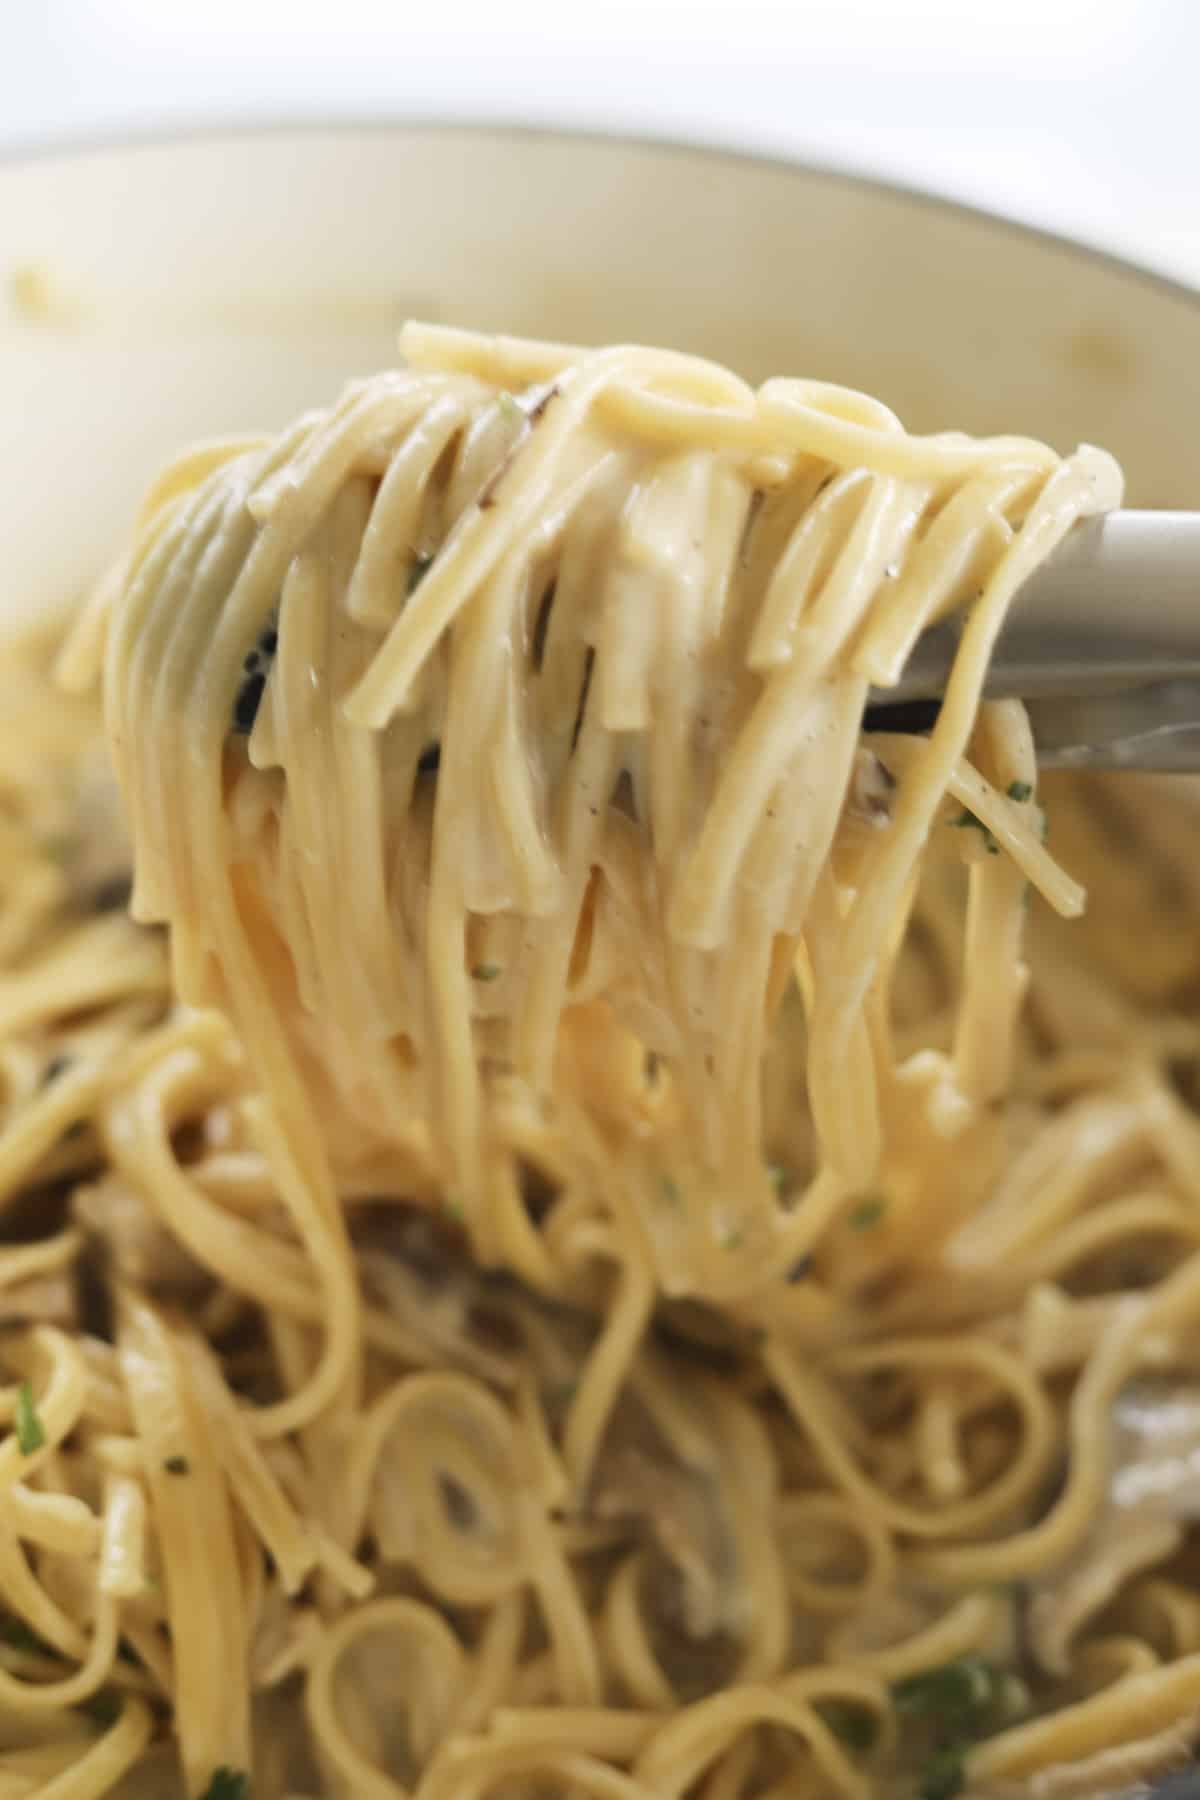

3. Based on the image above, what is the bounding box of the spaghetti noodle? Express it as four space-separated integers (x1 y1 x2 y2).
0 328 1194 1796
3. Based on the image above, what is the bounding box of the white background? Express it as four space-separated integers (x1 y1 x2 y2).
4 0 1199 288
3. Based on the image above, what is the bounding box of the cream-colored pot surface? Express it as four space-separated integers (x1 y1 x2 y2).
2 124 1197 626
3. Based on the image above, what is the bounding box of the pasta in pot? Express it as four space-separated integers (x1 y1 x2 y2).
0 327 1194 1796
70 325 1115 1310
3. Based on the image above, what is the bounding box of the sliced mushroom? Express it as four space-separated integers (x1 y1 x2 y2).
1026 1381 1200 1676
73 1175 209 1299
354 1208 525 1390
1026 1510 1182 1679
1110 1384 1200 1514
847 748 896 827
587 1395 734 1640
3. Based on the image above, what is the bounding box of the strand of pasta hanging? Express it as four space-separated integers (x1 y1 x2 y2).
64 326 1120 1317
17 330 1200 1800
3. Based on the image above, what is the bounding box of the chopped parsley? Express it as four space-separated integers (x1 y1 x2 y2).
407 553 433 595
768 1163 789 1193
14 1381 44 1456
444 1195 464 1223
202 1772 250 1800
894 1656 1019 1800
919 1746 966 1800
894 1655 998 1719
471 963 502 982
1006 780 1034 803
846 1196 887 1231
163 1455 190 1476
660 1175 682 1207
952 809 999 854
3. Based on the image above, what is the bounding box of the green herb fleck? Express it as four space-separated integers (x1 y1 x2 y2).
1006 780 1033 803
471 963 502 982
718 1222 746 1251
163 1455 190 1476
919 1746 965 1800
847 1197 886 1231
816 1699 878 1752
497 390 523 423
202 1772 250 1800
768 1163 789 1193
952 808 999 854
407 553 433 595
894 1655 1000 1721
660 1175 682 1207
14 1381 44 1456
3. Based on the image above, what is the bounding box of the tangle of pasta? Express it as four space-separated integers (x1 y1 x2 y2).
0 327 1198 1796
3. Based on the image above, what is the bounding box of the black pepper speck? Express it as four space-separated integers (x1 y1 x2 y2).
232 671 266 735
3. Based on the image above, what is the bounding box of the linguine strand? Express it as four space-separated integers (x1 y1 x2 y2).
0 331 1196 1796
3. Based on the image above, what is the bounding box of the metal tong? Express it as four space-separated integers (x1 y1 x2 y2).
1150 1774 1200 1799
868 511 1200 770
871 510 1200 1800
